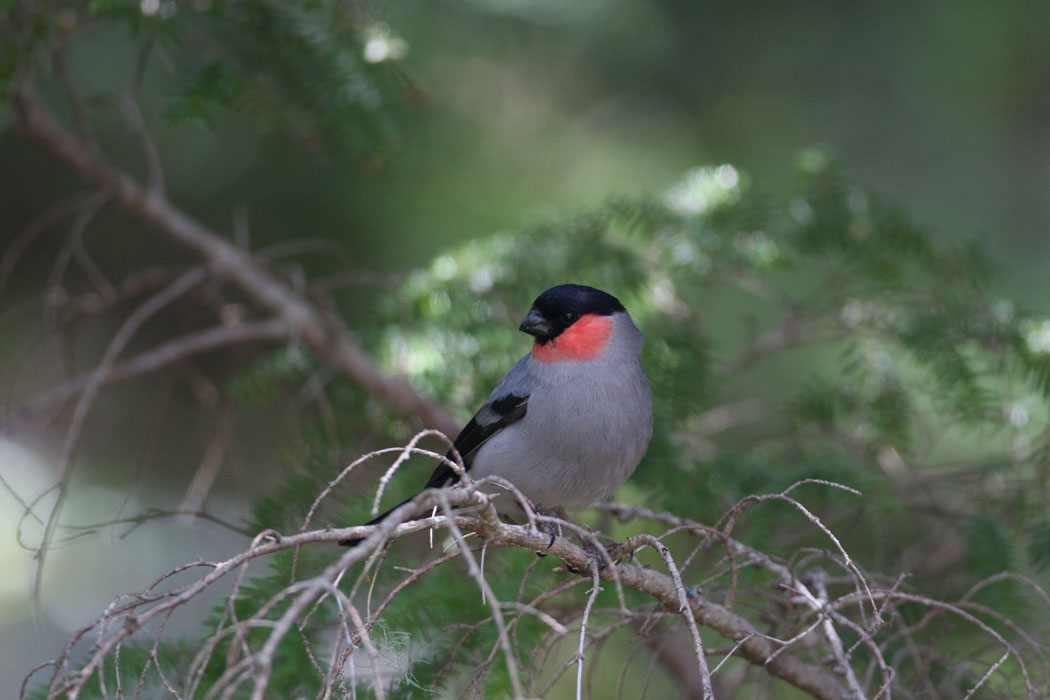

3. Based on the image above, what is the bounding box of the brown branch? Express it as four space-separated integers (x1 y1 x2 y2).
50 47 95 145
179 401 233 515
59 508 254 539
29 489 849 700
119 93 165 197
452 510 848 699
0 194 98 298
30 448 1043 700
75 267 180 316
460 515 842 699
9 88 458 437
4 319 290 432
32 267 208 612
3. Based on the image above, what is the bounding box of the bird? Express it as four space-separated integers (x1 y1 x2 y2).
341 283 653 547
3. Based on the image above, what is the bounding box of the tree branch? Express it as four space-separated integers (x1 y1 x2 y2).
28 488 850 700
471 521 848 700
10 89 458 437
4 319 290 432
28 447 1042 700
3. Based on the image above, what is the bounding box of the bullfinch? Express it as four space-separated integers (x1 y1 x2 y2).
342 283 653 546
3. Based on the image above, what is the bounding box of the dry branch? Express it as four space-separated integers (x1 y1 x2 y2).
7 59 1047 700
4 319 291 432
10 88 458 438
21 446 1047 700
23 471 852 699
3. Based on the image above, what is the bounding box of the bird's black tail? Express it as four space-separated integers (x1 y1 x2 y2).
339 495 414 547
340 458 462 547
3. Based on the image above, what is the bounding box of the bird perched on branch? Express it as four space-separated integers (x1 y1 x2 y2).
342 283 653 547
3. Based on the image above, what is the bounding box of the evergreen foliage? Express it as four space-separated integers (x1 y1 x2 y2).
1 0 397 158
35 158 1050 698
5 2 1049 698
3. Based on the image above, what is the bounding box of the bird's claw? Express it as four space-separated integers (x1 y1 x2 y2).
531 503 560 558
603 541 631 564
534 529 557 558
564 540 629 575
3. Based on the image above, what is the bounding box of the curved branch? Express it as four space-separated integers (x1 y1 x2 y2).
10 89 458 437
4 319 290 431
465 519 848 700
30 490 849 700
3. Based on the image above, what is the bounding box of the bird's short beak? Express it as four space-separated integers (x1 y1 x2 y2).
519 308 553 337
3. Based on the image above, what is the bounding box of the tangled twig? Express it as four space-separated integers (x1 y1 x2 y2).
17 433 1045 700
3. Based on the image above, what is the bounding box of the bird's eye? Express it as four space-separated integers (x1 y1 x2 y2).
561 311 578 324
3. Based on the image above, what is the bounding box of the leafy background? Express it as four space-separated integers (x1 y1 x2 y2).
2 0 1050 696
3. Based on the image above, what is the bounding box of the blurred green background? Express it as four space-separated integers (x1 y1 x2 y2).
3 0 1050 695
7 1 1050 294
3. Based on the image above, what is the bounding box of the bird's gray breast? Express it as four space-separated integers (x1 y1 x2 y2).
470 358 653 509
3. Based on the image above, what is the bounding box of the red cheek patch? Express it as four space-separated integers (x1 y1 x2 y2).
532 314 613 363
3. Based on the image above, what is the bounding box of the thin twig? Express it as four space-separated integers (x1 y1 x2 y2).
5 319 290 431
576 561 602 700
628 534 715 699
31 267 207 616
10 88 459 437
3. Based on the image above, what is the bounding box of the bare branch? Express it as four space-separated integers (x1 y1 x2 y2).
31 267 208 614
179 402 234 516
627 534 715 699
576 562 602 700
26 456 1046 700
4 319 290 431
119 93 165 197
10 88 458 437
0 194 98 298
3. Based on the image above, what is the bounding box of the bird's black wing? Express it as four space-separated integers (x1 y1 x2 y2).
423 391 529 489
341 355 534 546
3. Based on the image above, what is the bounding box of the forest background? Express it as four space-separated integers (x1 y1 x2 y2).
2 1 1050 698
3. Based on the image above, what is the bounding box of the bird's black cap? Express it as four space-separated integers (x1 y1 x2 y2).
532 284 625 317
521 284 626 344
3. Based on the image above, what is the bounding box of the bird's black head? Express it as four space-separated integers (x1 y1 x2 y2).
518 284 626 344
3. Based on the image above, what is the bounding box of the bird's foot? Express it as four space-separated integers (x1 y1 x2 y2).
530 505 629 573
530 503 559 557
601 541 632 565
563 540 630 575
